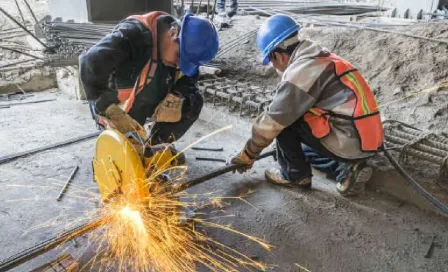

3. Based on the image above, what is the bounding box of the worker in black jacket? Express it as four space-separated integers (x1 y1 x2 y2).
80 12 219 144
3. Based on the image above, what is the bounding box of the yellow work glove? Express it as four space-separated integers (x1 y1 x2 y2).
104 104 148 142
230 149 257 174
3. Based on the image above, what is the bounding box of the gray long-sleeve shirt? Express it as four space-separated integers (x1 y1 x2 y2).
245 39 379 160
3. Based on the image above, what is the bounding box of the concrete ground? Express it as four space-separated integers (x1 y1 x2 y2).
0 91 447 272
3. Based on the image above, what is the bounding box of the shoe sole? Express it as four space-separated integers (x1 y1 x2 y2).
265 172 312 190
339 165 373 196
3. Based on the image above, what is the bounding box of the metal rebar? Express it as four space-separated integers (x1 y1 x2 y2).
14 0 26 26
173 150 275 194
385 135 445 165
192 147 224 152
56 166 80 201
0 45 44 60
196 157 227 163
385 133 448 159
0 132 100 165
0 59 35 69
22 0 41 28
387 129 448 153
0 216 111 272
0 6 49 49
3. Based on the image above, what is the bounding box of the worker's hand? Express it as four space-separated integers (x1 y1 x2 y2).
230 149 257 174
104 104 148 141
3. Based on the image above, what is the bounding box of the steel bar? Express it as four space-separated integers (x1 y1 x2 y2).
388 129 448 153
173 150 275 194
0 216 111 272
0 132 100 165
196 157 227 163
192 147 224 152
2 98 56 107
0 6 49 49
0 59 35 69
56 166 80 201
385 135 447 164
14 0 26 26
0 45 44 60
22 0 41 28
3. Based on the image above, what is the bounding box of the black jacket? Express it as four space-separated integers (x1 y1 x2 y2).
79 17 199 125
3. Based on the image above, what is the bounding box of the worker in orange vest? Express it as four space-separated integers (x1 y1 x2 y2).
80 12 218 144
231 15 384 195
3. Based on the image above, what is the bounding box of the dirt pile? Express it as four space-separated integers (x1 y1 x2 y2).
218 16 448 134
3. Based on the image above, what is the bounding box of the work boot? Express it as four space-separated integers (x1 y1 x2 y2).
336 162 373 196
265 168 312 189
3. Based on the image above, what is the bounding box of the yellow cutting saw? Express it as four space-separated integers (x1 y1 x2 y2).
92 129 181 206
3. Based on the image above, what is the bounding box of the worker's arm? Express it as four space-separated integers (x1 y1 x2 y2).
232 59 331 170
79 20 151 114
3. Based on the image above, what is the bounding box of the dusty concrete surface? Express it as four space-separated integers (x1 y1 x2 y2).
1 91 448 272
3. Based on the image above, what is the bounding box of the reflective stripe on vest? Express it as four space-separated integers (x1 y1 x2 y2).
305 54 384 152
116 11 167 113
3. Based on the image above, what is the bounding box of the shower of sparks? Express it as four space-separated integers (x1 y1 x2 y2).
2 125 273 271
81 164 272 272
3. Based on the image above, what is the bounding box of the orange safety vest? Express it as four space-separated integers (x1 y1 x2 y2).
304 54 384 152
116 11 180 113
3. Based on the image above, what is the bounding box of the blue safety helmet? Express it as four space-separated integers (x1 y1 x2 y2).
179 14 219 76
256 14 301 65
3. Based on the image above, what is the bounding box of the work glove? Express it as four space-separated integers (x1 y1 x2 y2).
230 149 257 174
103 104 148 142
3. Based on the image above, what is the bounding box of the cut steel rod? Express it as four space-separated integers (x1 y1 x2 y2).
56 166 80 201
192 147 224 152
0 132 100 165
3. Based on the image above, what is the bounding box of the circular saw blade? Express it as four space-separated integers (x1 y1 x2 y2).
92 130 149 205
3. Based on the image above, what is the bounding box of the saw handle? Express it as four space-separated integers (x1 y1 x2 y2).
172 150 276 194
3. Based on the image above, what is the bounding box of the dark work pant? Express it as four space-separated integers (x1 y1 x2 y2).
276 117 359 183
150 91 204 144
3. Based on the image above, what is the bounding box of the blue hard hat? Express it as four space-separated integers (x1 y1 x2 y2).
256 15 301 65
179 14 219 76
